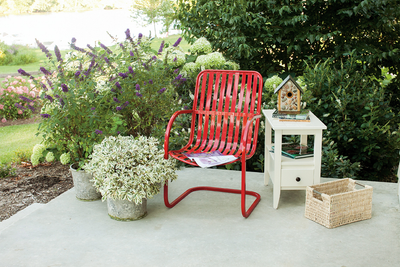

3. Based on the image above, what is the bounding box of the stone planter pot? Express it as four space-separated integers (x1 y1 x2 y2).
107 198 147 221
69 165 101 201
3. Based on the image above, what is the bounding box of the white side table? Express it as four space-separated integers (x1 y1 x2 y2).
263 109 327 209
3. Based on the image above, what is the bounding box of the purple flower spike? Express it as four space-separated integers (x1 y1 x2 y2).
54 46 62 62
71 37 77 44
123 101 129 107
27 105 35 112
100 42 112 54
18 68 31 77
125 29 131 39
174 68 179 74
36 39 52 59
87 44 95 51
158 88 167 94
75 71 81 77
118 72 128 79
116 106 122 111
119 43 125 50
158 41 165 55
149 79 153 84
115 82 122 89
45 95 54 102
40 114 51 118
138 33 143 39
113 97 121 103
173 37 182 47
95 129 103 135
136 92 143 97
14 103 26 110
40 67 52 76
61 84 68 93
128 66 134 74
130 51 134 57
91 107 96 111
173 57 177 62
59 98 65 107
19 95 33 102
40 82 48 91
104 57 110 64
135 84 140 91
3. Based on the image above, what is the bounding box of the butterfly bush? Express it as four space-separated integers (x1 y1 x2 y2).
107 32 182 140
18 40 118 167
84 135 177 204
18 32 185 167
0 75 41 122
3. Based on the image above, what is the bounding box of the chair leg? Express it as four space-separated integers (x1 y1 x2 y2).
241 157 261 218
163 160 261 218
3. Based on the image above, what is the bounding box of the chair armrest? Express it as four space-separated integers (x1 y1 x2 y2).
164 109 193 159
239 114 262 155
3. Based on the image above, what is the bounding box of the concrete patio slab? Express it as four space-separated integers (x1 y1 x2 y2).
0 168 399 267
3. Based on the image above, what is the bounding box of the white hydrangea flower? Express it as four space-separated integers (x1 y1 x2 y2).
195 52 226 69
166 49 186 67
45 152 55 162
60 153 71 165
191 37 212 54
181 62 199 77
32 144 46 157
264 75 283 92
31 153 41 166
225 61 240 70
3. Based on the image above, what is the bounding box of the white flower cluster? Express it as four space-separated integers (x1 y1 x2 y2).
166 49 186 67
60 152 70 165
180 62 200 78
84 135 178 204
31 144 46 166
190 37 212 54
264 75 283 92
225 61 240 70
195 52 226 70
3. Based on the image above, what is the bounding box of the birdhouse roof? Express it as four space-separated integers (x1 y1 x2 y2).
274 75 304 94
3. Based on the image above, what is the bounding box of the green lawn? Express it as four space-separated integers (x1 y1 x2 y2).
0 123 42 164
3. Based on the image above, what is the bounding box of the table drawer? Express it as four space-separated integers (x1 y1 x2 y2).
281 169 314 187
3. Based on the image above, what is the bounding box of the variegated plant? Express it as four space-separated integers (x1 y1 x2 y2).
84 135 177 204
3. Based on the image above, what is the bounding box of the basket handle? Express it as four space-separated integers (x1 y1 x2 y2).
313 182 366 195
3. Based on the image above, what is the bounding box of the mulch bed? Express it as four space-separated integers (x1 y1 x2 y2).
0 117 73 222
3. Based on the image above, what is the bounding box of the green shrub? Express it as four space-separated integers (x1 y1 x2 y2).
0 41 38 66
302 53 400 181
0 162 16 178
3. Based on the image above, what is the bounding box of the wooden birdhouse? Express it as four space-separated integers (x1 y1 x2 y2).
274 75 303 114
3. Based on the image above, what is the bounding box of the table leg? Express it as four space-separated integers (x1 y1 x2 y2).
264 118 272 186
273 130 282 209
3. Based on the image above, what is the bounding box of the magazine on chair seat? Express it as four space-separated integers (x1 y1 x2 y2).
183 150 237 168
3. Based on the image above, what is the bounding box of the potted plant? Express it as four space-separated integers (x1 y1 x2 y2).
84 135 177 221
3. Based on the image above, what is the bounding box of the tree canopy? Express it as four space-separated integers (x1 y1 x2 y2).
177 0 399 79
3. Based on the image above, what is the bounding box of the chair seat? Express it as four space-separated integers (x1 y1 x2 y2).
168 149 243 167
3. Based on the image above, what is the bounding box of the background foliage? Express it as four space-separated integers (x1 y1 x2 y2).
176 0 399 80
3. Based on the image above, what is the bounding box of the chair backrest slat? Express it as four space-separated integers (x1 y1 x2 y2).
189 70 262 157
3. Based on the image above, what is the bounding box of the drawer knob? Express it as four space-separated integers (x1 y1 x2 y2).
296 177 301 182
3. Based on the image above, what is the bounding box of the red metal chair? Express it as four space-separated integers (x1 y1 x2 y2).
163 69 263 218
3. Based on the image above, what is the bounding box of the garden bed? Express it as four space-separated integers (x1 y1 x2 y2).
0 161 73 222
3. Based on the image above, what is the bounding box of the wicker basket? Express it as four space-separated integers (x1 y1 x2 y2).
305 178 373 228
